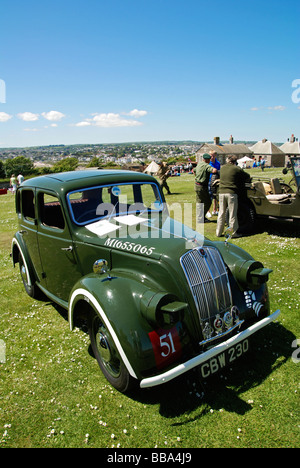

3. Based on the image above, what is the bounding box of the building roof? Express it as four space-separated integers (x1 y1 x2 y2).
196 143 253 155
279 141 300 155
249 140 285 155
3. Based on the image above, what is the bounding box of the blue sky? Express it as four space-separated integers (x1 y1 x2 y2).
0 0 299 147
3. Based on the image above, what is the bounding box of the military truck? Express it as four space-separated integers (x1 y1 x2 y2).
220 156 300 233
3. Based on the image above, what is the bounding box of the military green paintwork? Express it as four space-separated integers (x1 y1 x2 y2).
245 156 300 224
12 170 279 391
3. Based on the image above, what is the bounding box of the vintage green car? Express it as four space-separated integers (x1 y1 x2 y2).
12 170 280 392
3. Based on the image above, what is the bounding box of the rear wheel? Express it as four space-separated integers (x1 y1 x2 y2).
18 252 41 299
88 311 135 393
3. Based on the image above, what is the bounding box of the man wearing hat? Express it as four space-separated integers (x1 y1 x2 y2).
194 154 217 223
157 161 171 195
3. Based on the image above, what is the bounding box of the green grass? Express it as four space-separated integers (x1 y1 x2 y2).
0 167 299 448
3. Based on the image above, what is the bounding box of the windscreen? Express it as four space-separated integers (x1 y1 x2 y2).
290 157 300 189
67 182 163 225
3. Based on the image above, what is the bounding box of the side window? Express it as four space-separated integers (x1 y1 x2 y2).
39 193 65 230
21 189 35 221
140 183 161 210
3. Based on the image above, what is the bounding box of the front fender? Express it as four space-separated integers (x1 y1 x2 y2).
215 241 272 292
68 273 165 380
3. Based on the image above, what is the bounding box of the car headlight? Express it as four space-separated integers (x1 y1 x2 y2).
233 259 272 289
141 290 187 327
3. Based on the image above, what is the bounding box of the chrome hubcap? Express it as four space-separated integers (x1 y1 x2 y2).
20 263 29 285
97 331 111 363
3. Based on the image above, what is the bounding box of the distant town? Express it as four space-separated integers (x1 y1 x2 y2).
0 134 298 175
0 141 202 169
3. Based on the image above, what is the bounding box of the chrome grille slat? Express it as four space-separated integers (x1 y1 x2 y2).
180 246 232 325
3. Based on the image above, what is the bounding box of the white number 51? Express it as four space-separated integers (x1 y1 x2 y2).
160 333 176 357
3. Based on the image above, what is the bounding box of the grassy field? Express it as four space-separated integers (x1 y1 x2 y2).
0 167 299 448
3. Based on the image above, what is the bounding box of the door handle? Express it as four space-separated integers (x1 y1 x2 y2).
19 230 27 235
61 246 73 252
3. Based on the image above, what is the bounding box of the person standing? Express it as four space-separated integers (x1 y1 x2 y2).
194 153 217 223
216 155 250 238
10 174 17 194
209 150 221 215
17 173 24 185
157 161 171 195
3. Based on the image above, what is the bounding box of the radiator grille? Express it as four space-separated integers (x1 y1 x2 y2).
180 246 232 325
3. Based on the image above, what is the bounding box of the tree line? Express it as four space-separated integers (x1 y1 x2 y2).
0 156 79 179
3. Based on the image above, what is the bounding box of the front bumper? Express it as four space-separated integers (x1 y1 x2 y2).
140 309 280 388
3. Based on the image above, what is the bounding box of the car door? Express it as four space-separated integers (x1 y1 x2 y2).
17 188 43 280
36 190 83 303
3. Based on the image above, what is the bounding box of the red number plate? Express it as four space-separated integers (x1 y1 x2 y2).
149 325 182 370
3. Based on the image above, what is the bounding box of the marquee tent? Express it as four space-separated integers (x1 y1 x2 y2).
237 156 253 167
144 161 159 174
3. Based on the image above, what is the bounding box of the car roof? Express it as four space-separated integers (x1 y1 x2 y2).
21 170 157 194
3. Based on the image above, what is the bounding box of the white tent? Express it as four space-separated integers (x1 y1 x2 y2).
144 161 159 174
237 156 253 167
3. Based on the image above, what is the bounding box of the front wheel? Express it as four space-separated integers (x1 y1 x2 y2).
237 202 256 233
225 201 256 234
88 312 135 393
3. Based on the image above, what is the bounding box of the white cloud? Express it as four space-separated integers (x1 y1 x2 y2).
92 113 142 127
75 121 91 127
267 105 285 111
23 128 39 132
0 112 12 122
251 105 286 112
42 110 65 121
17 112 39 121
75 111 145 128
125 109 148 117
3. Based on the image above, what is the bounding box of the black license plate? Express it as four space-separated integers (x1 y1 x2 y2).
200 339 249 378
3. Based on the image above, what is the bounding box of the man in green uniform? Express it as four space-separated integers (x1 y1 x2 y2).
195 153 217 223
216 155 250 238
157 161 171 195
